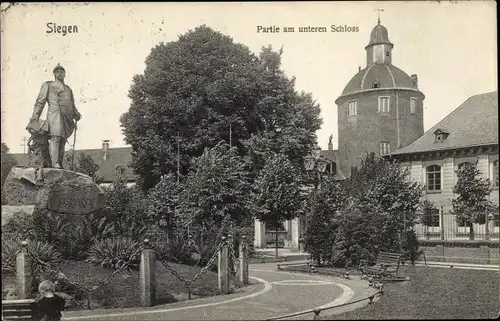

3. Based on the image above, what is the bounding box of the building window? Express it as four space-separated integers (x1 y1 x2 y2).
410 98 417 114
493 160 499 187
378 96 390 112
426 165 441 191
348 100 357 116
386 51 390 57
326 162 337 175
493 213 500 227
373 81 379 89
379 142 390 156
424 207 440 227
116 166 125 176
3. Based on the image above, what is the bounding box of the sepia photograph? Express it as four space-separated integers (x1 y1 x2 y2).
1 1 498 320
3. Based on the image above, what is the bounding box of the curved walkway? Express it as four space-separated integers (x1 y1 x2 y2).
63 262 377 320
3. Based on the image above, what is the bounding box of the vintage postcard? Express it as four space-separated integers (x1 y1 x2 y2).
1 1 498 320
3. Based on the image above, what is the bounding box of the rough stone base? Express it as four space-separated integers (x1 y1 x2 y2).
2 166 104 215
1 205 36 227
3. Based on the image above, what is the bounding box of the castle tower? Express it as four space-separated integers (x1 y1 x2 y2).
335 20 425 177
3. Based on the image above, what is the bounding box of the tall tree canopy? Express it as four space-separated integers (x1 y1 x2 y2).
121 25 322 191
1 143 17 187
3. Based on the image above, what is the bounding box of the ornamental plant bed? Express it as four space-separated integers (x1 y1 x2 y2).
1 259 228 311
320 265 500 320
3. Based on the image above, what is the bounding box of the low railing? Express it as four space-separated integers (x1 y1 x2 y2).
265 289 383 320
415 212 500 241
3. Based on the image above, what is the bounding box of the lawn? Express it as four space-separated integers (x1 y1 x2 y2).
2 259 243 311
321 265 500 320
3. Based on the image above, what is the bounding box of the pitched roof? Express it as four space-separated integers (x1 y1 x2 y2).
390 91 499 155
11 147 136 182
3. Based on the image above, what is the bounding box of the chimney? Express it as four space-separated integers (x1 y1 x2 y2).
411 74 418 88
358 66 361 72
102 140 110 160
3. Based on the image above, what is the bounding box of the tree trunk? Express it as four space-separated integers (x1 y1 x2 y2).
275 219 279 259
469 222 475 240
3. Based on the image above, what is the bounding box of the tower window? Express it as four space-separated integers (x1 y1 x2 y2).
410 98 417 114
386 51 390 57
347 100 357 116
372 81 379 89
379 141 390 156
378 96 390 112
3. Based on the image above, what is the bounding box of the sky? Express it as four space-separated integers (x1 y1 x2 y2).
1 1 497 154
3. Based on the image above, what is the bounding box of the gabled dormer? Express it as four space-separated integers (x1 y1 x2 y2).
433 129 450 143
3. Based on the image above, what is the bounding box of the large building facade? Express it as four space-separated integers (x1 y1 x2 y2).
386 91 499 242
335 20 425 177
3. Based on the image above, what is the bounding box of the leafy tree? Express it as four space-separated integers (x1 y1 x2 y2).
146 172 181 241
252 153 303 256
1 143 18 205
1 143 17 187
451 160 498 240
101 177 149 240
303 176 346 266
306 153 426 267
76 152 102 183
180 142 252 229
121 25 321 191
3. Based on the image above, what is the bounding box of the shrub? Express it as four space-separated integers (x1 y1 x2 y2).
2 210 37 241
86 237 141 270
32 210 112 260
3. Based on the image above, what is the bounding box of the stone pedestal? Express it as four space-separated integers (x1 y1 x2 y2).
16 241 32 299
290 218 300 252
239 236 249 285
139 240 156 307
1 167 105 225
218 237 229 294
254 219 266 248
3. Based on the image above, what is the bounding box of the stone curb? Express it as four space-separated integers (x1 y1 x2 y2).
265 266 381 320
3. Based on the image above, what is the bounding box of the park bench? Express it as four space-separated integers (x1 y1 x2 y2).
359 252 403 278
1 299 36 320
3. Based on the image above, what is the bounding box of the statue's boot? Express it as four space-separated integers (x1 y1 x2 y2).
49 137 62 169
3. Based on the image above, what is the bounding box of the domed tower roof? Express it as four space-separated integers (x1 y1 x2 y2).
340 64 419 96
366 21 393 49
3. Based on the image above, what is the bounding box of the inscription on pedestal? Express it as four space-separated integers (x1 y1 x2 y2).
47 185 103 215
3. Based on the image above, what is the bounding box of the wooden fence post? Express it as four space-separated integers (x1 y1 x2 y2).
140 239 156 307
16 241 32 299
239 235 249 285
218 236 229 294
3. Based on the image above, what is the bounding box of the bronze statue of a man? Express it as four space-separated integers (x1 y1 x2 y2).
29 64 82 169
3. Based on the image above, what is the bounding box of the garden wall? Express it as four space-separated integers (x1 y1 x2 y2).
419 240 499 265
